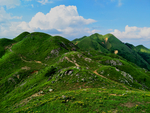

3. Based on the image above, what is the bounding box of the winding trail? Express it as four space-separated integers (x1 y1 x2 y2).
20 56 48 66
93 69 129 90
14 91 44 108
20 56 32 63
5 43 46 65
93 69 107 79
65 56 80 67
75 42 78 45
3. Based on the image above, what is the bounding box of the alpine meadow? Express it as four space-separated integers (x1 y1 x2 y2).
1 0 150 113
1 32 150 113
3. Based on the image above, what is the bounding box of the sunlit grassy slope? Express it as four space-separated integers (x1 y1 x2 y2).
1 32 150 113
72 33 150 70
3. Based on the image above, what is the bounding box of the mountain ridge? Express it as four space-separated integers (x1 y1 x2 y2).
72 33 150 71
1 32 150 112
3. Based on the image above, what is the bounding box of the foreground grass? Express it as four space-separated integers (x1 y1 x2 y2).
6 88 150 113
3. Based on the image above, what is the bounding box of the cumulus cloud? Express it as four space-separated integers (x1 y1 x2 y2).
38 0 53 5
0 0 20 9
111 25 150 47
111 25 150 39
27 5 96 30
0 5 97 39
18 5 96 39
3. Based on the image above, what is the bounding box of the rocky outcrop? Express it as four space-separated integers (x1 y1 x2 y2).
105 60 122 66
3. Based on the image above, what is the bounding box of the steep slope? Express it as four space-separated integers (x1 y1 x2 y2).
73 33 150 70
0 38 16 57
135 45 150 65
0 32 79 101
72 34 109 53
126 43 150 67
13 31 30 42
12 32 79 62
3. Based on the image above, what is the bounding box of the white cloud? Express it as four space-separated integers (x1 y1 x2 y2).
20 5 96 38
27 5 96 30
0 7 23 38
111 25 150 48
38 0 53 5
111 25 150 39
0 7 22 23
0 5 97 39
0 22 24 38
0 0 20 9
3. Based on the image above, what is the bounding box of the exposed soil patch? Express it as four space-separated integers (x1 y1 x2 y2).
110 94 122 96
34 60 42 64
121 102 135 108
20 56 47 66
21 66 31 70
105 37 108 43
31 70 38 74
93 70 107 79
75 42 78 45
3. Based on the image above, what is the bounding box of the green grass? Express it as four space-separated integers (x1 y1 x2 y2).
13 31 30 42
1 32 150 113
72 33 150 70
6 88 150 113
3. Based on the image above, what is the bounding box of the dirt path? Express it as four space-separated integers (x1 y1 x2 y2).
20 56 47 66
65 56 80 67
93 70 107 79
20 56 32 63
93 69 129 90
14 91 44 108
75 42 78 45
5 43 16 52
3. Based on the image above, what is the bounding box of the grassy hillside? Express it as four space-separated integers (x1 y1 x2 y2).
1 32 150 113
135 45 150 65
72 33 109 53
73 33 150 70
13 31 30 42
126 43 150 68
0 38 16 58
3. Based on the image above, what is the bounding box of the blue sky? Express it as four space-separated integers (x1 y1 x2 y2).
0 0 150 48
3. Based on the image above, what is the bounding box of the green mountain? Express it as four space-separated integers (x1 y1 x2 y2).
1 32 150 113
125 43 150 68
73 33 150 70
72 33 109 53
134 45 150 64
0 38 16 58
13 31 30 42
